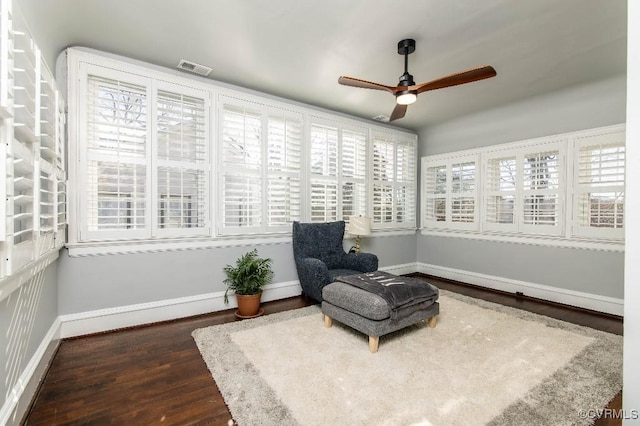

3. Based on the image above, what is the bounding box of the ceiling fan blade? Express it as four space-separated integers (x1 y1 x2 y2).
338 76 395 94
414 66 497 94
389 104 408 121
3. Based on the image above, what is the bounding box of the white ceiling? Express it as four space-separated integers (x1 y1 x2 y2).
18 0 627 132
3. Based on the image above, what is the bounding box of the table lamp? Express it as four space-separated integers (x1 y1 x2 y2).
346 216 372 253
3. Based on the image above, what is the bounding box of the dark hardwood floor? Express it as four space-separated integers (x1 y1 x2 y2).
24 275 623 425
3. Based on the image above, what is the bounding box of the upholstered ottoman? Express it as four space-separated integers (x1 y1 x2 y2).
321 274 439 353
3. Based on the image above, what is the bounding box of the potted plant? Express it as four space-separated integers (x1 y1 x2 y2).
223 248 274 318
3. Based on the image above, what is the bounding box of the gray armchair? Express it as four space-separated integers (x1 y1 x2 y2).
292 220 378 302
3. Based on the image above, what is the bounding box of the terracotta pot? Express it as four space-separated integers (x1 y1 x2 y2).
236 293 262 317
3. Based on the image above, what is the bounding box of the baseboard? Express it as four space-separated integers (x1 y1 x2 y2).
59 280 303 338
417 262 624 316
0 317 61 426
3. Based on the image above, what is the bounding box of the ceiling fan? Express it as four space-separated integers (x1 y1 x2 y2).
338 39 497 121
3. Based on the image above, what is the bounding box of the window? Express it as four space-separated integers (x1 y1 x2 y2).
80 66 210 241
371 131 417 229
308 118 367 224
422 154 478 230
573 128 625 239
84 73 149 239
421 124 625 248
483 140 564 236
67 49 419 253
219 96 302 235
156 89 208 234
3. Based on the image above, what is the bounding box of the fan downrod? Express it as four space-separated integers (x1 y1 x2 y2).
397 39 416 87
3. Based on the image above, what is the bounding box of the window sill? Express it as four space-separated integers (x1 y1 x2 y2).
67 228 418 257
420 229 624 252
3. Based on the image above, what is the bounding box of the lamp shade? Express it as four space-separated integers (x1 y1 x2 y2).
346 216 372 236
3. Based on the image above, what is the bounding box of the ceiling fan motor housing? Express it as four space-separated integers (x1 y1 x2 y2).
398 72 415 87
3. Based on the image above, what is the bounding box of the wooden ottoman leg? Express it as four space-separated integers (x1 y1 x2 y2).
324 315 333 328
427 315 437 328
369 336 379 353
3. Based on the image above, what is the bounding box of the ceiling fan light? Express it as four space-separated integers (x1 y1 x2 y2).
396 92 417 105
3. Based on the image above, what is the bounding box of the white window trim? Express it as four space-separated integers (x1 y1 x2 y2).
420 123 626 252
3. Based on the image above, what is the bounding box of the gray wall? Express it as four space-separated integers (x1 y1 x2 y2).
419 74 626 156
57 234 416 315
416 75 626 299
418 236 624 299
0 261 58 419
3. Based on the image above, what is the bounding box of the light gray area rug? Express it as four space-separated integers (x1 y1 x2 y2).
192 290 622 426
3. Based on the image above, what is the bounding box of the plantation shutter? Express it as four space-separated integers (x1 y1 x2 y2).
219 97 302 235
573 129 625 239
55 95 67 247
521 149 561 234
220 99 263 233
38 66 57 254
450 161 476 224
421 154 477 230
483 140 564 235
10 137 35 269
396 141 417 226
309 123 339 222
341 129 367 221
38 159 55 251
266 112 302 230
484 154 517 232
372 131 417 229
9 16 38 269
372 136 394 226
156 86 209 236
84 72 150 240
422 163 447 224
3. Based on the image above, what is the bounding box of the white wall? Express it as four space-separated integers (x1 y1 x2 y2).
623 0 640 421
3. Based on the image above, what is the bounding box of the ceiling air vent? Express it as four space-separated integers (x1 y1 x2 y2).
177 59 212 77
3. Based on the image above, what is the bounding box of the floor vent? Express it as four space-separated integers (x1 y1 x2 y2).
177 59 212 76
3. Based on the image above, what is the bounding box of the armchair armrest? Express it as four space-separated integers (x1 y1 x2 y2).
296 257 332 301
342 252 378 273
298 257 331 283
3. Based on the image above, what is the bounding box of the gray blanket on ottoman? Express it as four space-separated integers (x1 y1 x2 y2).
335 271 439 321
